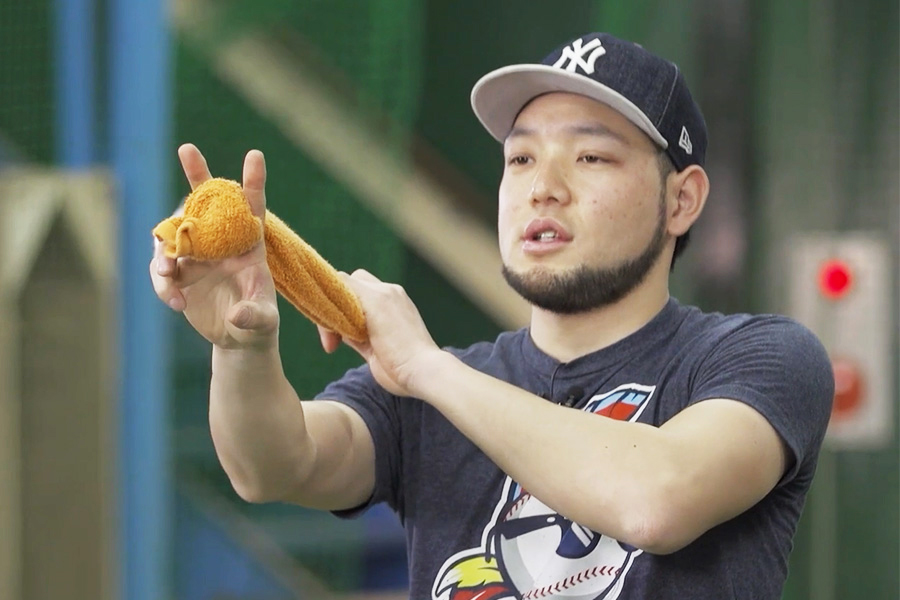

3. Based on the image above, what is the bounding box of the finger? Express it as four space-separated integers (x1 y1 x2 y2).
317 325 342 354
242 149 267 218
178 143 213 190
156 254 177 277
167 294 186 312
349 268 381 283
153 237 178 277
149 259 186 311
340 271 379 299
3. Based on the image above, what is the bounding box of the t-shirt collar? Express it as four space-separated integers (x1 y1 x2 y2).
518 297 686 377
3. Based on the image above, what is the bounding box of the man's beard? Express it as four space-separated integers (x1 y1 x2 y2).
502 202 668 315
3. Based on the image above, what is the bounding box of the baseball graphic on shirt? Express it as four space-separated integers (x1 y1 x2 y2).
432 384 655 600
491 492 641 600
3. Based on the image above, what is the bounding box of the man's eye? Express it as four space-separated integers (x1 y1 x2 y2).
507 155 531 166
580 154 607 164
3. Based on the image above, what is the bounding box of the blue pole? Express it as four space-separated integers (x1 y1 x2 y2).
109 0 172 598
55 0 96 166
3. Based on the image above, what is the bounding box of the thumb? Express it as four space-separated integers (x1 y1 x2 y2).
226 299 278 334
242 149 267 218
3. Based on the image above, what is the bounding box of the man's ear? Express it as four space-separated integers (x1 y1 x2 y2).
667 165 709 237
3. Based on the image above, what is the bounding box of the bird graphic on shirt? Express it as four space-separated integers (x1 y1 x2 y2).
433 554 514 600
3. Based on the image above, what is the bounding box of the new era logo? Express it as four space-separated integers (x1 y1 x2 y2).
678 126 693 154
552 38 607 75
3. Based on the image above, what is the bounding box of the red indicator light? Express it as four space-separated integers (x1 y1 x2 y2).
818 259 853 300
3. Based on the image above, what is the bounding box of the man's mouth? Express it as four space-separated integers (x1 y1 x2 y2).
523 218 571 243
532 230 559 241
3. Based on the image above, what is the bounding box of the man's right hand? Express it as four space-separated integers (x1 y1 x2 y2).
149 143 279 349
150 144 376 510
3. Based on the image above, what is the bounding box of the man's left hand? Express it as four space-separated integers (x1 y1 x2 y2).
327 269 443 398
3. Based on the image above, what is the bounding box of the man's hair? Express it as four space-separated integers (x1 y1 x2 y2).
656 151 690 270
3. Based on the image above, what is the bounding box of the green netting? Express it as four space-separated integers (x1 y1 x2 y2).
214 0 423 136
0 0 54 162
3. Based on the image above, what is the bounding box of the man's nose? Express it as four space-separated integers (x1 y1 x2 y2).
530 161 571 205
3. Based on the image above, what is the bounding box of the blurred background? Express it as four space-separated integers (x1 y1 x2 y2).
0 0 897 598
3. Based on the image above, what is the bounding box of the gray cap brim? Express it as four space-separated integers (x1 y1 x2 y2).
470 64 668 148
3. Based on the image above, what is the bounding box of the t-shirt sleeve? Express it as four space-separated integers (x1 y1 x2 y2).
689 316 834 483
315 364 403 517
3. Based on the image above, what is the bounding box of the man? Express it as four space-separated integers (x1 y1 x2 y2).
151 33 833 600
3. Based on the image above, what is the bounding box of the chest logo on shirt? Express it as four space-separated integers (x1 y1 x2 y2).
432 383 656 600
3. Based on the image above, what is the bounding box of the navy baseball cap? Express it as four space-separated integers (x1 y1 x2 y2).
471 32 707 171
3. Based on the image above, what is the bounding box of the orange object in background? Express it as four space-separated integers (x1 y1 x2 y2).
830 357 864 420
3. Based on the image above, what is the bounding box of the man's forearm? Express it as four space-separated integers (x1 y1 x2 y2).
407 350 682 550
209 343 315 502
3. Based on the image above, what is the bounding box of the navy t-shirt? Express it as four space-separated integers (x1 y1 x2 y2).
316 298 834 599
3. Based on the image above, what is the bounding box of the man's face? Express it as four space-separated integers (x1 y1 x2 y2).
497 92 671 314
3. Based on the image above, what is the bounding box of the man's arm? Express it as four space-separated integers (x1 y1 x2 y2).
151 144 376 511
340 270 792 555
208 344 375 510
408 354 786 554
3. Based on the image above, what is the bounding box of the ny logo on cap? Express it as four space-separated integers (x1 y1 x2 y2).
679 126 693 154
552 38 607 75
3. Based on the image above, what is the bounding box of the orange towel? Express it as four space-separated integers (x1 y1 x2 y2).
153 178 368 343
